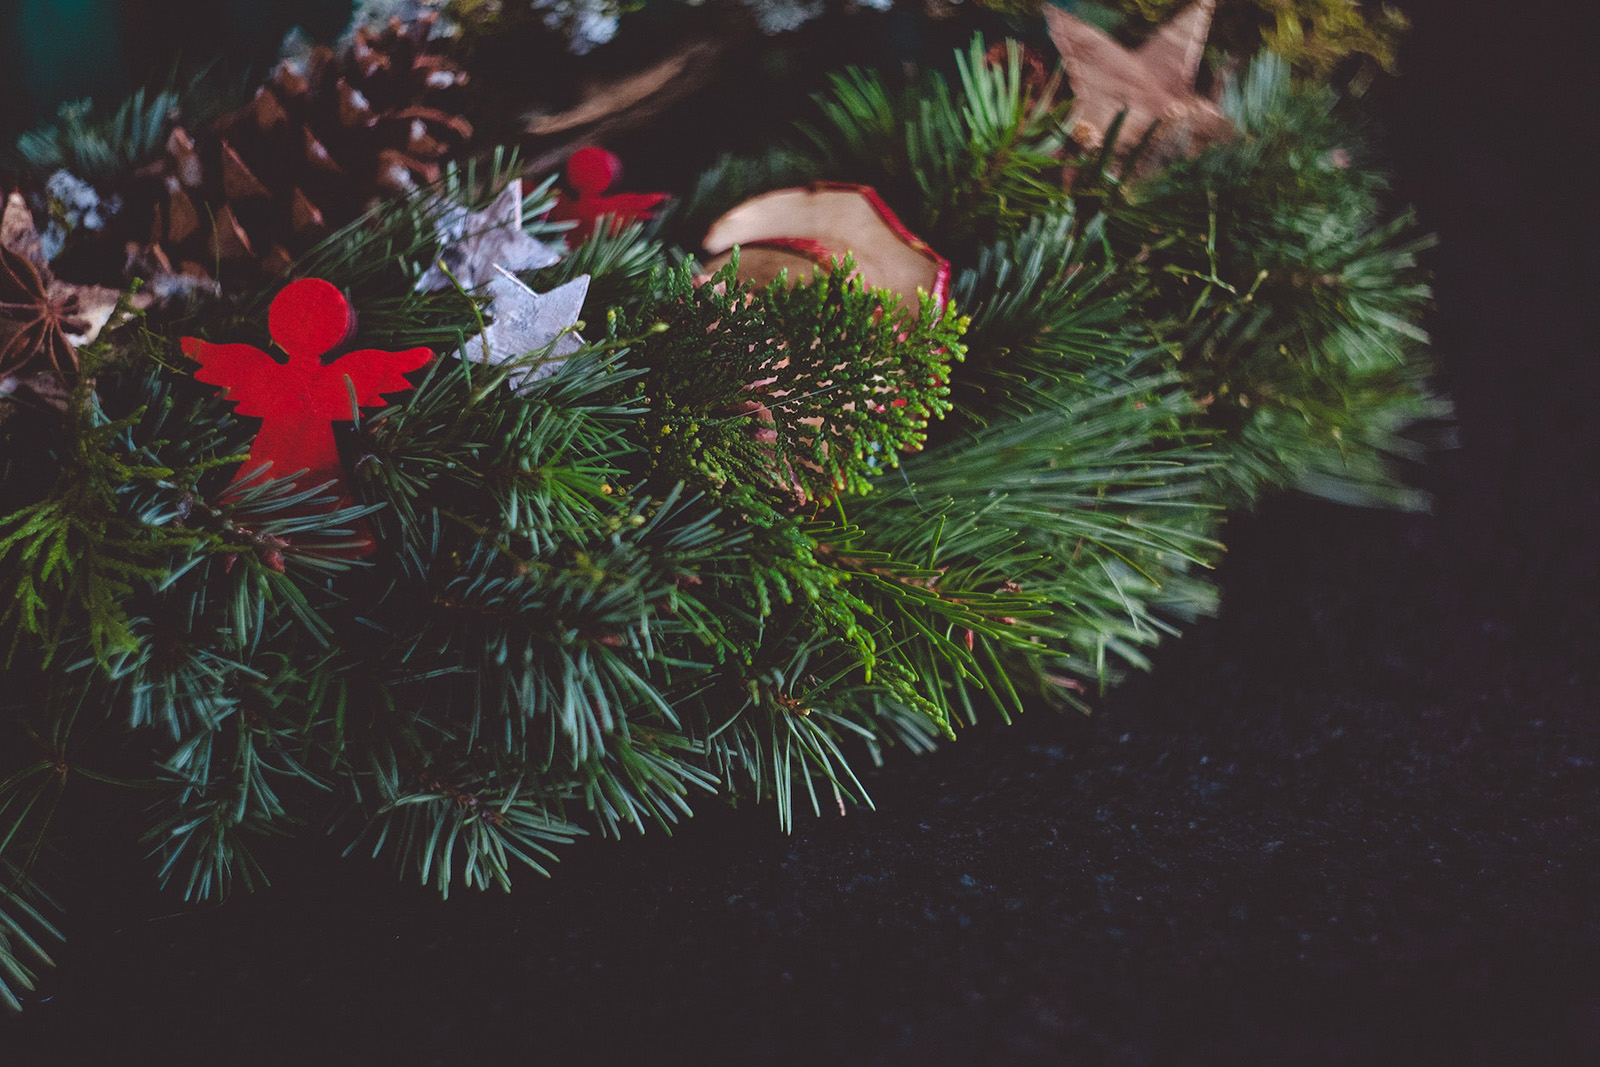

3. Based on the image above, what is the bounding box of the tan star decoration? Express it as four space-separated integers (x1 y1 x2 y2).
1045 0 1233 168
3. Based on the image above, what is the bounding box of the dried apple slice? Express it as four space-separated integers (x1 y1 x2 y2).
702 183 949 312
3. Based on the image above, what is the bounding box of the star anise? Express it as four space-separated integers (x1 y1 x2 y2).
0 236 91 380
2 191 139 392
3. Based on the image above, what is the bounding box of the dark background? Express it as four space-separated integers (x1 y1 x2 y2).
4 1 1598 1062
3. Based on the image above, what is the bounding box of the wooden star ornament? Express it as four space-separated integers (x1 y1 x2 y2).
1045 0 1232 167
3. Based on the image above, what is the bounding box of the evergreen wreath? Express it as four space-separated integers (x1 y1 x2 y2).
0 0 1441 1009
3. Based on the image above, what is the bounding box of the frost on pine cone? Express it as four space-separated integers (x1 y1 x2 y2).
123 15 473 291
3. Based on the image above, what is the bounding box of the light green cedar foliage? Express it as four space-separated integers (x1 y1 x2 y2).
620 257 966 505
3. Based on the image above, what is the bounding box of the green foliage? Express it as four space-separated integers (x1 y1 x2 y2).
0 377 196 668
946 208 1131 423
699 638 888 833
527 218 669 314
857 369 1222 708
1091 52 1443 507
618 257 967 505
706 490 879 668
798 37 1070 251
346 749 582 897
0 862 59 1013
0 673 83 1012
1248 0 1408 77
12 89 179 185
0 27 1438 1011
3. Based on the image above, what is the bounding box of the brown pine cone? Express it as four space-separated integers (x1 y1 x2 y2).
127 14 473 292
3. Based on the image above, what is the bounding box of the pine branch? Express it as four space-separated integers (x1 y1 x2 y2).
341 745 581 897
526 218 669 313
857 369 1223 705
1092 51 1444 508
0 382 190 668
0 861 60 1013
798 36 1069 251
12 88 180 185
946 208 1134 427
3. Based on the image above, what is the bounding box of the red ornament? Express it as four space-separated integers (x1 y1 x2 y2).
547 147 668 246
181 278 432 557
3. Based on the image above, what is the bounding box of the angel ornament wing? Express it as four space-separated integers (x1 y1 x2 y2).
182 278 431 555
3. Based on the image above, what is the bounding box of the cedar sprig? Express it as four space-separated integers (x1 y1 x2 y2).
621 256 966 506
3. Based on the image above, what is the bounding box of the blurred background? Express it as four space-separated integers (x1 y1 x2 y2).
1 0 351 145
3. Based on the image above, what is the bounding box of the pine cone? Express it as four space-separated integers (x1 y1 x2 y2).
128 15 473 291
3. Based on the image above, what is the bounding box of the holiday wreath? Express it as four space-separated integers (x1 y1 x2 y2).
0 0 1440 1007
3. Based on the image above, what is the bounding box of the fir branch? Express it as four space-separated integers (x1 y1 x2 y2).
140 649 337 902
344 746 582 897
0 861 60 1013
0 387 187 668
355 341 641 552
1095 51 1443 508
947 209 1134 426
12 89 180 185
799 37 1069 250
702 639 886 833
525 217 669 313
856 370 1223 706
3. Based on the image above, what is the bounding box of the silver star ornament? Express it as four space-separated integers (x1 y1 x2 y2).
470 267 590 388
416 178 562 292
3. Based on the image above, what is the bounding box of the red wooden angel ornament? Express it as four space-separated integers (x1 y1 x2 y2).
547 147 668 246
181 278 431 557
